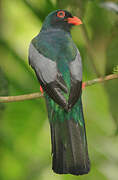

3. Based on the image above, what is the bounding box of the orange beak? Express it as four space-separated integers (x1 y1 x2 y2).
66 16 82 26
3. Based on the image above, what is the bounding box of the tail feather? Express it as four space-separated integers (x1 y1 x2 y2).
50 118 90 175
46 95 90 175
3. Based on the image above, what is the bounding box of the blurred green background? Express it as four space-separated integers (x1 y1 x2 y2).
0 0 118 180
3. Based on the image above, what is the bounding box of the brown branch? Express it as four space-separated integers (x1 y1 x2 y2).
0 93 43 103
0 74 118 103
85 74 118 87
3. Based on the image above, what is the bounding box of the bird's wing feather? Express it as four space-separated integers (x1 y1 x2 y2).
29 43 68 110
68 50 82 109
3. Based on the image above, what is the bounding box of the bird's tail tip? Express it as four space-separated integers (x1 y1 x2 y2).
52 164 90 175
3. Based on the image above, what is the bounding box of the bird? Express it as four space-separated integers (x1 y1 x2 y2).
28 9 90 175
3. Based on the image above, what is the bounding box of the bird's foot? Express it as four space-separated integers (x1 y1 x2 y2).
82 82 86 90
40 85 44 94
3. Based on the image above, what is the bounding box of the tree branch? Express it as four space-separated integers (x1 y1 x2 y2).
85 73 118 87
0 74 118 103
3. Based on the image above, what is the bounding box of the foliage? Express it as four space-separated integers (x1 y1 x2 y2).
0 0 118 180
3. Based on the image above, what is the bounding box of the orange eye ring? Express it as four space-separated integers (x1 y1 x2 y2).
57 11 65 18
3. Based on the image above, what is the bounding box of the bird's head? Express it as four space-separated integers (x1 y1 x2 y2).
41 9 82 32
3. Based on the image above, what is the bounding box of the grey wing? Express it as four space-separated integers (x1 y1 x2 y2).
29 43 68 110
68 50 82 109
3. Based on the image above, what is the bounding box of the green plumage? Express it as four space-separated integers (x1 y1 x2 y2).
45 92 83 124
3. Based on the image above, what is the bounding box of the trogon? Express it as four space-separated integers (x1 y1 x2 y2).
28 9 90 175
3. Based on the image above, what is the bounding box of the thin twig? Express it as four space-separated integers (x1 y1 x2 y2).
0 74 118 103
0 93 43 103
85 74 118 87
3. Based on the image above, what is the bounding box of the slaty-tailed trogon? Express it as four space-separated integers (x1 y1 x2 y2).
29 9 90 175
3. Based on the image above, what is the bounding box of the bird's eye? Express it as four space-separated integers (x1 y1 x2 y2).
57 11 65 18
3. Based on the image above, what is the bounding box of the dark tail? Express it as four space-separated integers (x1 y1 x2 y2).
49 99 90 175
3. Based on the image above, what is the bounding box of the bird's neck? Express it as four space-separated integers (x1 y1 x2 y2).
38 29 73 53
40 26 71 34
39 28 72 43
